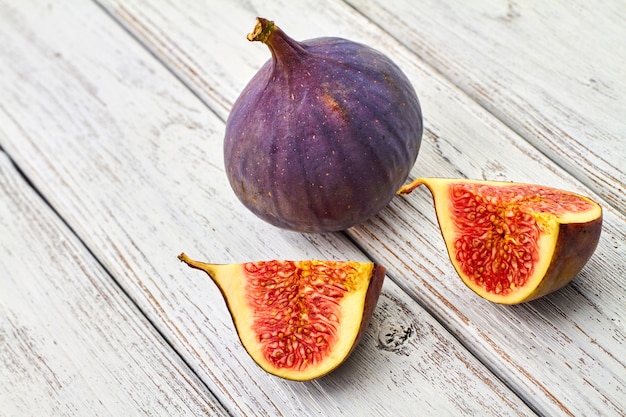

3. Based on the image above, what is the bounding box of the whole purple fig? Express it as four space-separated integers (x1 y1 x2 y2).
224 18 423 232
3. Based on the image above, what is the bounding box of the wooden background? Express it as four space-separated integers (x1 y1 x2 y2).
1 1 624 416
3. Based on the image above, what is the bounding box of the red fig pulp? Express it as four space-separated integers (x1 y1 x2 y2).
399 178 602 304
225 18 423 232
178 253 386 380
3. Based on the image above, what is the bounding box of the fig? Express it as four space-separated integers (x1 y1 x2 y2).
177 253 386 380
398 178 602 304
224 18 423 232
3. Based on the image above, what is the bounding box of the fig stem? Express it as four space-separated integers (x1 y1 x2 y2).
247 17 275 43
246 17 308 67
178 252 215 276
397 178 427 195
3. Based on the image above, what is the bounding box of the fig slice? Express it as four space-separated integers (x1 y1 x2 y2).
178 253 386 380
398 178 602 304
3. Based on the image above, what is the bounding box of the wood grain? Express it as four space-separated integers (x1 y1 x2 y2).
0 152 225 416
347 0 626 215
92 1 626 416
0 0 536 416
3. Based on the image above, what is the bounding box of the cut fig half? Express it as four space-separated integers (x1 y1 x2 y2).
398 178 602 304
178 253 386 380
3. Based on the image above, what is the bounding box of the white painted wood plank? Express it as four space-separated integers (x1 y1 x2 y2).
0 151 225 416
0 1 535 416
98 0 626 214
346 0 626 214
91 1 626 416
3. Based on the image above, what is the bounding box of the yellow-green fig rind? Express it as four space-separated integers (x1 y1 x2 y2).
178 253 386 381
398 178 602 304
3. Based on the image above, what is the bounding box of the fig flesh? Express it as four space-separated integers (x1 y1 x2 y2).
224 18 423 232
399 178 602 304
178 253 386 380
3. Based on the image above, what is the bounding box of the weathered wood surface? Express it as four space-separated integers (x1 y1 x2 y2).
95 1 626 416
1 0 624 416
348 0 626 214
0 1 536 416
0 153 225 416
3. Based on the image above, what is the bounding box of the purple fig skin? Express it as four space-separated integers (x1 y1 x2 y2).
224 18 423 233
